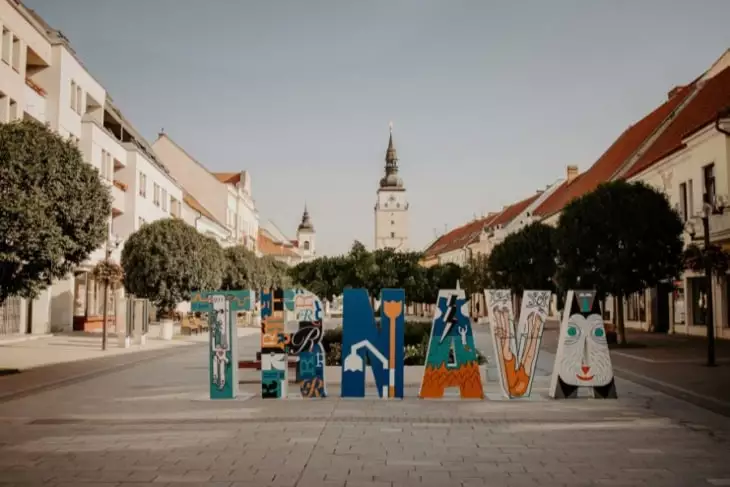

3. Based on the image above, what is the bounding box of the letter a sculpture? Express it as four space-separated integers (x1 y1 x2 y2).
419 287 484 399
549 290 617 399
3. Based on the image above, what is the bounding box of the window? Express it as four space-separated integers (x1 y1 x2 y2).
153 183 160 206
161 189 168 211
138 217 146 228
673 282 685 325
303 241 310 250
690 277 708 326
703 163 716 204
8 99 17 121
1 28 10 64
170 197 179 217
76 85 83 114
11 35 19 72
100 150 113 181
679 182 687 221
0 92 7 122
626 292 646 322
688 179 694 218
390 232 395 238
70 81 76 110
138 172 147 197
391 220 395 225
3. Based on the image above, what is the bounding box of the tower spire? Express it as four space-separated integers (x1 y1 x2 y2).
380 122 403 189
298 202 314 232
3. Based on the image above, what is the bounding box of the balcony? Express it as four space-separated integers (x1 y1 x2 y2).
709 211 730 243
111 180 127 214
81 116 127 169
83 236 126 268
23 78 46 122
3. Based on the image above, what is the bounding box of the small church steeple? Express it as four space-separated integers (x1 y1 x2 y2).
380 122 404 189
297 203 314 232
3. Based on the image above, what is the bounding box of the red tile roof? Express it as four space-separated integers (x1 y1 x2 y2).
533 85 695 218
182 191 224 227
423 193 541 259
624 66 730 179
423 215 496 258
489 193 541 228
258 233 299 258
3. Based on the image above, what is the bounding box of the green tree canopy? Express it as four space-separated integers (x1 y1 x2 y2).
121 218 225 314
423 263 463 303
461 253 490 297
0 120 111 304
555 180 684 344
487 222 558 295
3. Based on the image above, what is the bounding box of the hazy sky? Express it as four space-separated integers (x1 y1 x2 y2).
26 0 730 256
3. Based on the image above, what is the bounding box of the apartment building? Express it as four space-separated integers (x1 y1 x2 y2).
0 1 189 335
0 0 51 125
152 133 259 251
0 0 54 337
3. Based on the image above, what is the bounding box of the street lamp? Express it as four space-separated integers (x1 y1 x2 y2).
101 235 122 351
686 193 728 366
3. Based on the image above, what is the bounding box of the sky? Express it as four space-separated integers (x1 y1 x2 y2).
25 0 730 256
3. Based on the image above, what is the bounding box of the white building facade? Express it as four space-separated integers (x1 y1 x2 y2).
152 133 259 251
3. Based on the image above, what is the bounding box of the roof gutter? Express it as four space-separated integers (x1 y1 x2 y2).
716 106 730 137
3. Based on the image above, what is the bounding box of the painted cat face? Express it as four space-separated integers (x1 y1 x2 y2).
558 313 613 387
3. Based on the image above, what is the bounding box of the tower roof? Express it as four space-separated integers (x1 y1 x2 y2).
380 123 404 189
297 203 314 232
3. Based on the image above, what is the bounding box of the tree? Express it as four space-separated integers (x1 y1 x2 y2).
222 245 259 290
0 120 111 304
488 222 558 296
462 253 490 296
555 181 684 345
423 263 463 304
121 219 225 315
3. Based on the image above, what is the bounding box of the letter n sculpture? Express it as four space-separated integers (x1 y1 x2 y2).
260 288 289 399
341 288 405 398
549 290 617 399
419 288 484 399
485 289 550 399
191 290 254 400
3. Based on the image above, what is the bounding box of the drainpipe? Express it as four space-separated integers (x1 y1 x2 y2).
716 107 730 137
194 211 202 230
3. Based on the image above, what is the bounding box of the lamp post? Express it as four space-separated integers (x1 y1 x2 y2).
101 236 121 351
687 193 727 367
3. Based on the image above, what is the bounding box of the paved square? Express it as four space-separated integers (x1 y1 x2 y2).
0 331 728 486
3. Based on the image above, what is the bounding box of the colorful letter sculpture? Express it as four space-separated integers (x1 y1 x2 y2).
485 289 550 399
549 290 617 399
419 288 484 399
285 288 327 398
341 288 405 398
191 290 253 400
260 288 289 399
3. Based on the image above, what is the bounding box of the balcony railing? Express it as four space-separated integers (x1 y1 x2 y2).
113 179 128 192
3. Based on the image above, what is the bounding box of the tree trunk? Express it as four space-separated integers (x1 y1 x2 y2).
616 292 627 345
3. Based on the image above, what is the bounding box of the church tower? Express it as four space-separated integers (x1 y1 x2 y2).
296 204 316 261
374 124 409 251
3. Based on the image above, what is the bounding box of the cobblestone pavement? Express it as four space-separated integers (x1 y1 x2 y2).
539 321 730 417
0 332 729 486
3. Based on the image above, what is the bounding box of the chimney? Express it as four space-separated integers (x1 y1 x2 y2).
667 85 685 100
566 165 579 183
